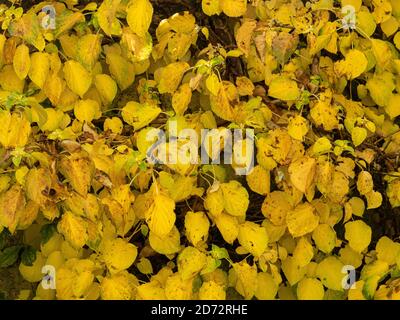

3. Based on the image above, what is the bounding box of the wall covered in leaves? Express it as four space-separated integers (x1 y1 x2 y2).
0 0 400 300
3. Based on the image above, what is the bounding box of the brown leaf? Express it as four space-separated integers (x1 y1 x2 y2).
272 32 299 65
235 19 257 57
0 185 25 233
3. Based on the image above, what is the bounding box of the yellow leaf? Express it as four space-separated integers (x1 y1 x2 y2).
339 245 363 269
25 168 51 206
0 65 24 93
262 220 285 243
235 19 257 57
149 226 181 255
57 212 88 249
137 257 153 275
209 81 236 121
63 60 92 98
381 16 399 37
73 270 94 298
335 49 368 80
281 256 307 286
177 246 207 280
385 94 400 119
167 32 194 61
288 116 309 140
122 28 153 63
261 191 293 226
341 0 362 11
356 11 376 37
297 278 325 300
106 53 135 91
347 197 365 217
310 100 339 131
236 76 255 96
102 238 138 274
184 211 210 246
351 126 367 147
204 188 224 217
232 261 257 299
0 185 25 233
19 252 45 283
345 220 372 253
288 156 316 193
136 281 166 300
238 221 269 257
157 62 189 94
165 273 193 300
372 1 392 24
202 0 221 16
220 180 249 217
104 117 123 134
255 272 278 300
126 0 153 37
394 32 400 50
172 83 192 115
293 237 314 267
101 271 138 300
312 137 332 154
0 34 5 68
268 76 300 101
145 191 176 237
315 256 344 291
312 224 336 254
199 281 226 300
0 111 31 148
59 152 95 196
371 39 392 70
376 236 400 265
357 171 374 195
121 101 161 130
9 12 45 51
366 73 393 107
74 99 101 123
44 74 65 105
97 0 122 36
28 52 49 89
13 44 30 80
15 166 29 186
205 72 221 96
246 165 270 195
286 203 320 237
365 190 382 209
76 34 102 70
220 0 247 17
169 11 195 33
94 74 118 105
214 212 239 244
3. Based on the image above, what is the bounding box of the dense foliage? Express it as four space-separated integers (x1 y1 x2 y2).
1 0 400 300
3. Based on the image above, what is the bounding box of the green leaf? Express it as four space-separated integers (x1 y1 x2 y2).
40 224 57 245
0 245 23 268
192 275 203 293
141 224 149 237
201 257 221 275
0 228 11 251
211 244 229 260
21 246 37 267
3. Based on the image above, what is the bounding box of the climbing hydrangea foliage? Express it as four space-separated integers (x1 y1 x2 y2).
0 0 400 300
